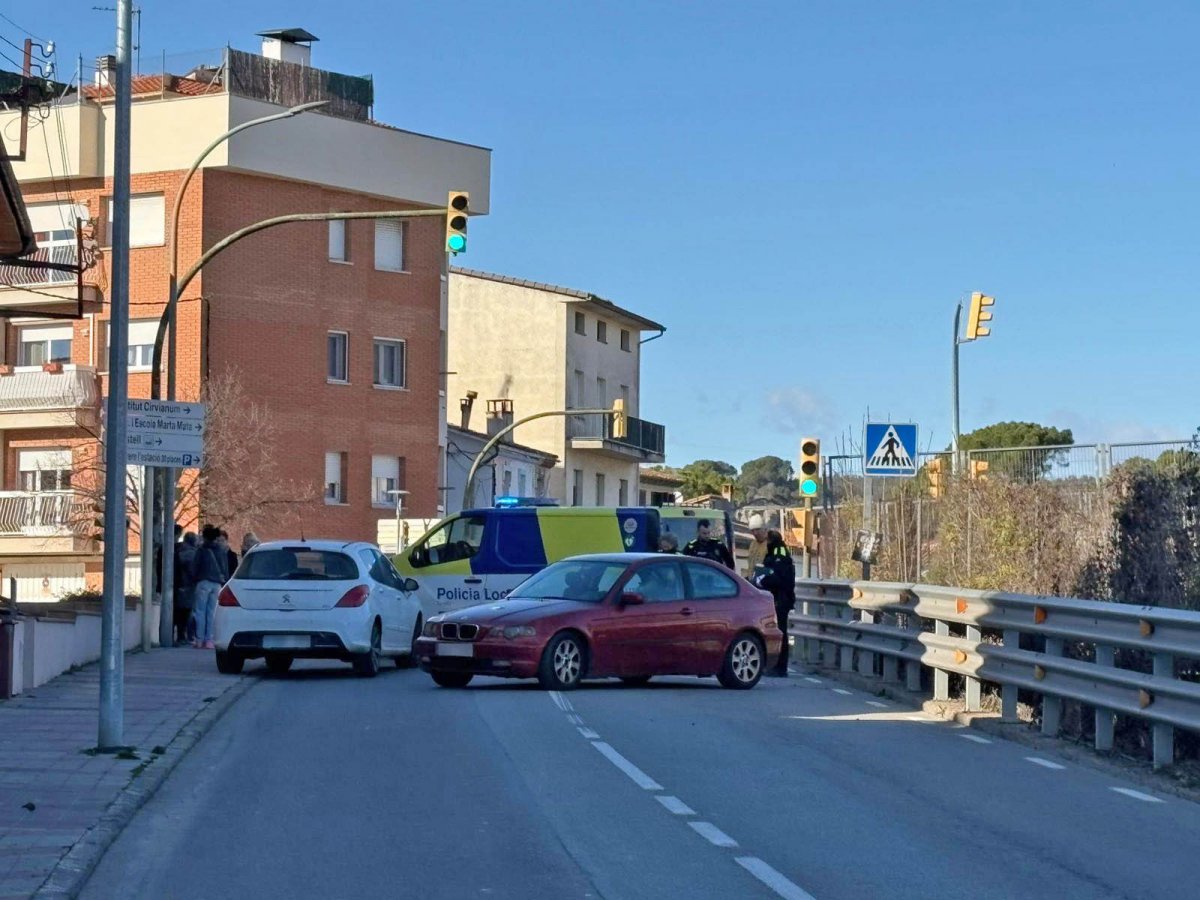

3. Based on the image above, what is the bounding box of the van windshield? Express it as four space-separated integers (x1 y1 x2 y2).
659 514 729 548
409 515 486 569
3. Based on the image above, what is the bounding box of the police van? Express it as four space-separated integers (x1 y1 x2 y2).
392 504 734 616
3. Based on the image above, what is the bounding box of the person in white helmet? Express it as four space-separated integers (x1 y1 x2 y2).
744 513 769 579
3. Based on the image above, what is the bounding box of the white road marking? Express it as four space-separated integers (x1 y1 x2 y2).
567 714 583 725
865 701 890 708
549 692 567 711
577 727 600 740
1110 787 1164 803
689 821 738 848
957 734 992 744
907 716 938 724
804 677 823 684
591 741 663 791
831 688 852 696
656 795 696 816
736 857 818 900
1025 757 1066 770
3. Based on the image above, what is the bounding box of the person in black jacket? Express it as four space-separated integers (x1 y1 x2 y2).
190 525 228 649
754 529 796 677
682 519 735 569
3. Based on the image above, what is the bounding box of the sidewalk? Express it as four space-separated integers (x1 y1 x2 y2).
0 648 253 900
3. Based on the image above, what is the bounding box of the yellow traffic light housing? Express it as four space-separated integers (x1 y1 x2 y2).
611 398 627 440
966 291 994 340
971 459 990 481
446 190 469 255
927 458 944 498
799 437 821 499
790 508 818 550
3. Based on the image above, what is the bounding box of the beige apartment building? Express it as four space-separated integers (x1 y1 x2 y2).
447 268 665 508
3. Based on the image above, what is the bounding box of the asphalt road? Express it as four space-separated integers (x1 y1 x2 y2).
81 660 1200 900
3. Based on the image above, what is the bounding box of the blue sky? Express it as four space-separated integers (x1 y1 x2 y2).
13 1 1200 468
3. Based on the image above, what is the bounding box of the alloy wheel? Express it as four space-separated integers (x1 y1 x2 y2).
553 638 583 686
731 638 762 683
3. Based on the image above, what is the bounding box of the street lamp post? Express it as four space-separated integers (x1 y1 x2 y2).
387 489 410 555
151 101 328 647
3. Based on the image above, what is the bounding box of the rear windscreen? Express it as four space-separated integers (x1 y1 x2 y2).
236 549 358 581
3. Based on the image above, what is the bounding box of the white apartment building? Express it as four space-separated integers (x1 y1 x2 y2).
447 269 666 507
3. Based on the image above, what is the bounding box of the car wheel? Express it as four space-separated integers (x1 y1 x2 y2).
265 655 293 675
538 632 587 691
718 632 765 690
397 615 422 669
431 671 474 688
353 621 383 678
215 650 244 675
620 676 652 686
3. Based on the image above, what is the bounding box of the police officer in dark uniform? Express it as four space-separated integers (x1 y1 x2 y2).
682 519 735 569
754 529 796 677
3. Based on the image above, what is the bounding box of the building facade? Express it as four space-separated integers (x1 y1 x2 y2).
447 268 665 508
0 31 490 596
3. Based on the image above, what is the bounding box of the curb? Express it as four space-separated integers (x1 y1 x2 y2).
798 664 1200 806
31 674 257 900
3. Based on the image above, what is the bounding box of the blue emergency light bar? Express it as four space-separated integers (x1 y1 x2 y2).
495 497 559 508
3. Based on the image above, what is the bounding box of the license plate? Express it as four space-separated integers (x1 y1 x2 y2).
263 634 310 649
436 642 474 658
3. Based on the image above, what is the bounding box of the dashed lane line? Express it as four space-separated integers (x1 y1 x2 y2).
957 734 992 745
1025 757 1066 770
831 688 853 696
689 821 739 848
736 857 818 900
1110 787 1164 803
591 741 663 791
656 795 696 816
577 727 600 740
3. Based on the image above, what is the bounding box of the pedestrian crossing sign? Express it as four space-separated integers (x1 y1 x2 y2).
864 423 918 477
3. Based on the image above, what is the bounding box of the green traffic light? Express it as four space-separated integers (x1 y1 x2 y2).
800 478 818 496
447 234 466 254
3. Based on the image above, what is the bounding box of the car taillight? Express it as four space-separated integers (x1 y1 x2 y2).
335 585 370 608
218 586 240 607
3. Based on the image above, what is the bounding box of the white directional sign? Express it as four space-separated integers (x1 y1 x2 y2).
126 399 206 469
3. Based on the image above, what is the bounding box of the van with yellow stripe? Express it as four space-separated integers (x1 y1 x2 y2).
393 506 733 616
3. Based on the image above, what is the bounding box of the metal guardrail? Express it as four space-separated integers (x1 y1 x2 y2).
791 578 1200 768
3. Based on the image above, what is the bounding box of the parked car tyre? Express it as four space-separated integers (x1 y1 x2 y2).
717 632 765 690
538 631 587 691
215 650 244 675
396 616 422 668
265 655 293 675
353 622 383 678
431 671 474 688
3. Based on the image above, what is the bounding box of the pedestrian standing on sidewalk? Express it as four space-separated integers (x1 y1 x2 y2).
218 530 239 577
754 528 796 677
174 530 198 646
744 513 769 579
190 525 228 649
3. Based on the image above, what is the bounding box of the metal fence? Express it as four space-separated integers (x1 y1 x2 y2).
0 492 78 536
792 577 1200 768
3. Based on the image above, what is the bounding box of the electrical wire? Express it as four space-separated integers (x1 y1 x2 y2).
0 12 42 41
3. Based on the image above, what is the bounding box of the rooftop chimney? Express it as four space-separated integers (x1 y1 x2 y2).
94 55 116 88
459 391 478 430
486 400 514 443
257 28 319 68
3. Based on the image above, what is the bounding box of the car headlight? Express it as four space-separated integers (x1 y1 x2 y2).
500 625 537 640
423 620 441 637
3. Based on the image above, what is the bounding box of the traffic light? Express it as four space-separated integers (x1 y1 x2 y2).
965 291 995 340
721 483 735 501
445 191 469 255
927 458 944 498
970 459 990 481
790 508 817 549
799 437 821 498
611 398 627 440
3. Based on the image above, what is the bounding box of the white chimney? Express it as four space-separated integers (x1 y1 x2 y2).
257 28 318 67
94 55 116 87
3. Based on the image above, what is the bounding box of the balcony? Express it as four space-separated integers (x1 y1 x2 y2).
0 243 102 316
0 492 90 555
0 366 100 429
569 413 666 463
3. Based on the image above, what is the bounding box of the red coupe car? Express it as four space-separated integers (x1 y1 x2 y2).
414 553 782 691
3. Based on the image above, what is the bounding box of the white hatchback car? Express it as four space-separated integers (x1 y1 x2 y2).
212 540 424 677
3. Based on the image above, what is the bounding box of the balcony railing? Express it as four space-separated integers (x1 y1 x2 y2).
0 492 81 536
569 412 666 457
0 244 77 288
0 366 99 414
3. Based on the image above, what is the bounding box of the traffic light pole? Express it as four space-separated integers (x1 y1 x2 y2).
951 301 963 475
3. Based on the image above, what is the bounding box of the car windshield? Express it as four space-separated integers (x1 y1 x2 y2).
236 549 358 581
508 560 627 603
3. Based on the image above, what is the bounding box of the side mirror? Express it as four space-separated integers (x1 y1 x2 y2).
620 592 645 606
402 578 419 593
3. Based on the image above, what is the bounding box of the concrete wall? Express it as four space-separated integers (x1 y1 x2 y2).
1 103 103 181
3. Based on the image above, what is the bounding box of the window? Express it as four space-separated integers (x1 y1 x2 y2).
325 451 347 503
572 370 585 408
596 376 607 407
18 325 72 366
620 385 630 410
574 310 586 335
620 329 631 352
106 193 165 247
374 220 405 272
359 548 401 587
408 515 485 568
18 449 72 492
572 469 583 507
328 219 349 262
624 562 686 602
372 455 405 507
595 472 605 505
373 338 406 388
618 479 629 505
509 560 626 603
518 470 528 497
102 320 156 371
327 332 348 382
27 202 82 286
683 562 739 600
596 320 607 344
502 469 513 497
237 549 358 581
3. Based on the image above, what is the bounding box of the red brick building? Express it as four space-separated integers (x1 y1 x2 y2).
0 31 490 596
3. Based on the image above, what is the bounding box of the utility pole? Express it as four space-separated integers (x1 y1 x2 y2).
98 0 132 751
951 301 962 474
